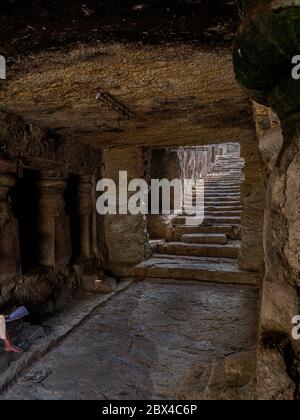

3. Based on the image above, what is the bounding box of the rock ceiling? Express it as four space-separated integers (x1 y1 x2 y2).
0 1 255 148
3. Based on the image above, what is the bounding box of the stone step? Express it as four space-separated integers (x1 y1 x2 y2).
185 201 241 208
216 155 242 158
182 233 228 244
155 241 241 258
206 175 243 178
213 161 243 164
205 205 243 211
205 177 243 181
204 193 241 197
184 204 242 211
202 186 241 191
203 197 241 203
204 200 241 207
215 162 243 166
213 162 244 166
192 189 240 195
150 254 237 264
137 257 259 286
212 172 243 175
212 166 243 170
180 210 242 218
173 225 241 241
212 164 243 167
203 183 241 187
203 216 241 225
216 156 243 159
206 175 244 179
192 194 241 199
173 215 241 225
173 216 205 225
205 210 242 217
203 182 242 186
203 185 242 189
213 166 243 169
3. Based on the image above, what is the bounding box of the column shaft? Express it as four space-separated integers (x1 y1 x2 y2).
37 171 71 267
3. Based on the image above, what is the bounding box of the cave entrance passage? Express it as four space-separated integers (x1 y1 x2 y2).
142 142 262 286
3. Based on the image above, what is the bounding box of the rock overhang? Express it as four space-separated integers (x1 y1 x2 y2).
0 1 256 149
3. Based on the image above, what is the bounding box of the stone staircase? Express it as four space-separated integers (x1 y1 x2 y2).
138 152 260 286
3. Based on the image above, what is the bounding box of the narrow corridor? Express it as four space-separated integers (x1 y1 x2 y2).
141 149 260 286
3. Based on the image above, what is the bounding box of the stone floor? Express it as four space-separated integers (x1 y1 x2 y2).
0 280 259 400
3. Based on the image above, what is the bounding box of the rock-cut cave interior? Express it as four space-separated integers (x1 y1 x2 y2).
0 0 300 401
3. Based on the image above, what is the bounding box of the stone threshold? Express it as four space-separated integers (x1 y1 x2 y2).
0 278 137 394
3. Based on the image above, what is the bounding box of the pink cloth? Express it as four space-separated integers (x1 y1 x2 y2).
0 315 7 340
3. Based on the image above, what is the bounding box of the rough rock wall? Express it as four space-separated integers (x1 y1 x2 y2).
0 111 100 175
254 105 300 400
233 0 300 399
178 146 217 180
101 147 151 277
259 129 300 400
239 133 265 273
147 149 181 240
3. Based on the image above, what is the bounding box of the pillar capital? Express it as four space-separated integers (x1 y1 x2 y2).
37 171 69 217
233 0 300 125
78 175 93 215
37 170 68 193
0 174 16 202
0 158 17 202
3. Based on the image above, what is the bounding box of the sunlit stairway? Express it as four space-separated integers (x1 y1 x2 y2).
138 152 260 286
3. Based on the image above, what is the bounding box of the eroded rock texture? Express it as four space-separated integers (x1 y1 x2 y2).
1 0 299 401
234 0 300 400
0 0 252 150
101 147 151 277
0 280 259 400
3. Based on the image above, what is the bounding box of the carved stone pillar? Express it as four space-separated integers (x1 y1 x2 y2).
37 171 71 267
234 0 300 400
78 175 93 260
0 171 20 284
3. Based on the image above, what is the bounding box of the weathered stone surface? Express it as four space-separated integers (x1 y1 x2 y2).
81 274 117 295
0 112 101 175
0 44 255 149
0 279 135 394
255 104 284 177
0 280 259 400
234 1 300 107
147 215 174 241
239 133 265 273
202 348 257 400
138 257 260 286
101 147 151 277
36 171 71 267
257 132 300 399
156 241 241 259
174 225 241 241
257 336 296 401
0 265 79 318
0 2 251 150
182 233 228 245
234 1 300 398
0 0 239 56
